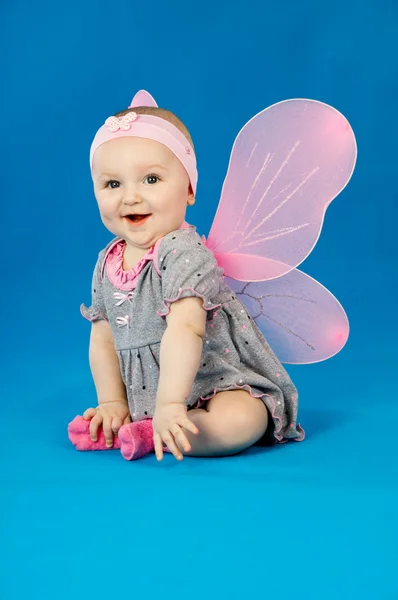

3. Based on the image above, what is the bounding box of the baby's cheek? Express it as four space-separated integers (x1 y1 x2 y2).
99 211 118 236
98 200 117 221
101 208 113 220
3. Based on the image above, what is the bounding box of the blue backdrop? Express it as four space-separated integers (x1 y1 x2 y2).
1 1 397 598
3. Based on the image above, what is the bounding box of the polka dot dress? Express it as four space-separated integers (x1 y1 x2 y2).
81 226 304 443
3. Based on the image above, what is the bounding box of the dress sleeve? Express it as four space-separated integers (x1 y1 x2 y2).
80 252 108 323
156 228 224 319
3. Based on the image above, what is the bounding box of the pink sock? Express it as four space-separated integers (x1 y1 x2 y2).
68 415 121 451
118 419 155 460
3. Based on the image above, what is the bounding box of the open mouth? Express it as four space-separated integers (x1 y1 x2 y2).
124 214 151 226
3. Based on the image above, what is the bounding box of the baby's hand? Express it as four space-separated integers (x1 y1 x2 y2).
153 402 199 461
83 400 131 448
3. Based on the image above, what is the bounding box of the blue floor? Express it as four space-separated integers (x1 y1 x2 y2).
2 351 397 599
2 0 397 596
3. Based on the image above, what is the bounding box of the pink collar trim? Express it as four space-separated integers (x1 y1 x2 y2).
106 242 155 291
100 221 192 290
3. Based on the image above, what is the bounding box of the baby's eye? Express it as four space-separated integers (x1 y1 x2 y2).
144 174 160 185
106 180 120 189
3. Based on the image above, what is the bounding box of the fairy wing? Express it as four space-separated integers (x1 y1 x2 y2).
225 270 349 364
203 98 356 363
206 99 357 281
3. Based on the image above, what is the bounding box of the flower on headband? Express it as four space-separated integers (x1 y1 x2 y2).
105 112 138 132
186 147 191 155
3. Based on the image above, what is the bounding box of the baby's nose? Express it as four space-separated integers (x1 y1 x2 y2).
123 188 143 204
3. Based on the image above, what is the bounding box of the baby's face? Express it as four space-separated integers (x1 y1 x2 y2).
92 137 195 251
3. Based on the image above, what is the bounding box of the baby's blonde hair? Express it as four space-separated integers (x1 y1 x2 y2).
114 106 195 150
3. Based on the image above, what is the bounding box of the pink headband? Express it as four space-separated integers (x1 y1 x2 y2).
89 90 198 194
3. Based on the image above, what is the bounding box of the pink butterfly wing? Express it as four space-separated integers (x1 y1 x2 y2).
206 99 357 280
104 116 120 132
225 269 349 364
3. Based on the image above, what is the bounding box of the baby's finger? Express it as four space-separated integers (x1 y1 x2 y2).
89 413 102 441
154 433 164 461
162 432 183 461
123 414 132 425
83 408 96 420
112 416 123 435
179 418 199 436
171 425 192 453
102 418 114 448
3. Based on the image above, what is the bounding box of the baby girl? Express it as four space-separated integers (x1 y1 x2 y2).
68 90 304 462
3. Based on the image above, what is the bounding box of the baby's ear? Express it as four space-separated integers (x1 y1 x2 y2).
187 184 195 206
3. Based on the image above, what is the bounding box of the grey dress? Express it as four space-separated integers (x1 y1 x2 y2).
81 225 304 443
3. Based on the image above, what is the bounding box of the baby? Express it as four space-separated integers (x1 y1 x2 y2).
68 90 304 462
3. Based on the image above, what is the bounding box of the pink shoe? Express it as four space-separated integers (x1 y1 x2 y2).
118 419 155 460
68 415 121 451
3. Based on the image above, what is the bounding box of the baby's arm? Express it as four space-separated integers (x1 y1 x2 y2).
156 297 206 404
89 320 127 405
153 228 222 459
86 320 130 445
153 297 205 459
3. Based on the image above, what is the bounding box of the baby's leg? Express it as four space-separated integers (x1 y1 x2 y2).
73 389 268 459
182 390 269 457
